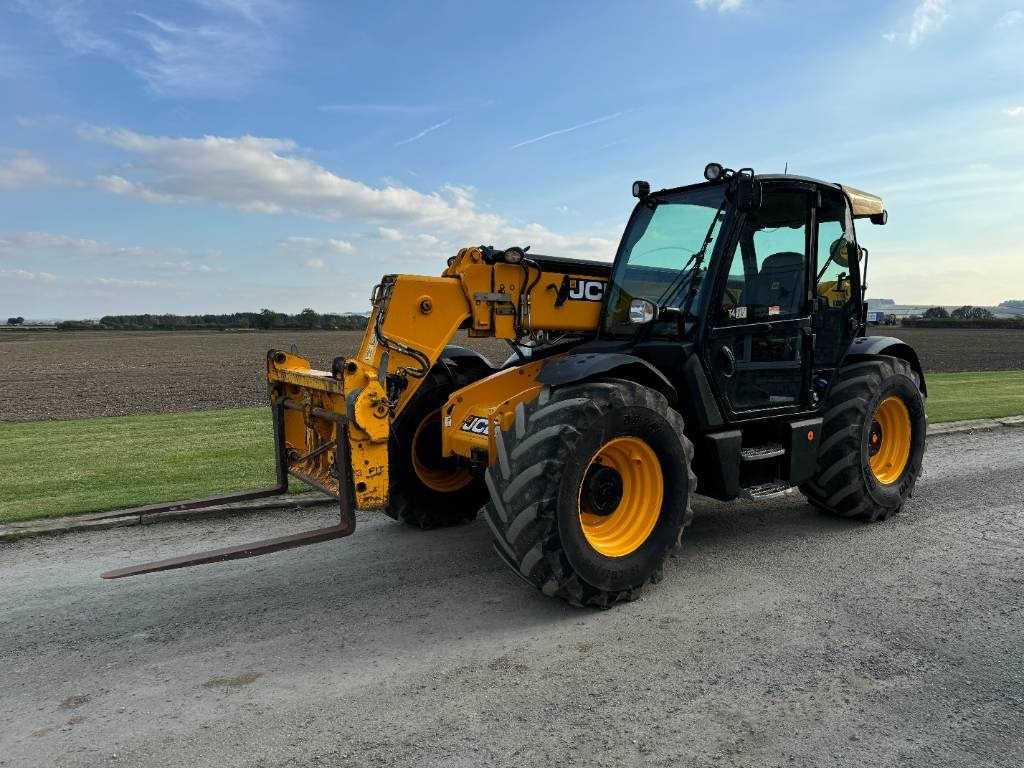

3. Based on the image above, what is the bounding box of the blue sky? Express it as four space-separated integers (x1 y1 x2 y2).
1 0 1022 318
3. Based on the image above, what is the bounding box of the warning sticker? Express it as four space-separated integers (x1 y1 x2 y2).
768 305 781 316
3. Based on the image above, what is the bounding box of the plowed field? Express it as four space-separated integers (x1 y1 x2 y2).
1 326 1020 421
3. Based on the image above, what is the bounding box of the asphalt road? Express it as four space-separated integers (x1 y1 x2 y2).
2 429 1022 768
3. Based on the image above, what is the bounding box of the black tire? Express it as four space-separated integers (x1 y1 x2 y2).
386 363 490 529
483 380 696 608
800 357 926 522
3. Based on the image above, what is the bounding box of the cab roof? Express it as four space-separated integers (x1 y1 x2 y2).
653 172 887 220
744 174 885 219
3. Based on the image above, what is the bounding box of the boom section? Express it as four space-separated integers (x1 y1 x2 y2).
266 246 610 512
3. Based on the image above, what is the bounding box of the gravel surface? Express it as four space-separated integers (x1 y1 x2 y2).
1 429 1022 767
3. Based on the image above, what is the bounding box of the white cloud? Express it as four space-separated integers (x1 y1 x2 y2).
0 231 109 254
882 31 898 43
493 224 616 261
281 236 321 248
694 0 744 11
0 231 224 276
416 234 440 246
87 277 160 288
280 236 355 257
0 151 56 188
302 257 325 270
327 238 354 254
29 1 118 55
126 10 282 96
395 118 452 147
996 9 1023 27
82 126 509 232
0 269 57 282
510 112 624 150
193 0 287 24
18 0 289 96
908 0 950 45
1003 106 1024 117
156 260 225 273
80 126 619 262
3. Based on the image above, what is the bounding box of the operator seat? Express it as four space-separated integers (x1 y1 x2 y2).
746 251 806 316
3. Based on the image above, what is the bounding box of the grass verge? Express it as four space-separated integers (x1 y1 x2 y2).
1 371 1021 524
924 371 1024 423
0 408 284 524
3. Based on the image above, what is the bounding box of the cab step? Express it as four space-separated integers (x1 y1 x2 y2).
740 443 785 461
740 481 795 499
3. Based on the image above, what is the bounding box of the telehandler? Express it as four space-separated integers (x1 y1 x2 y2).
103 163 927 607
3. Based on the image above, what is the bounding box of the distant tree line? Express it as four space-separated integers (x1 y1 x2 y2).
921 306 994 320
55 309 369 331
903 305 1024 329
6 316 25 325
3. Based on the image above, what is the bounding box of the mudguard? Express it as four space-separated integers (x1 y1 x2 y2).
441 344 496 373
536 352 678 403
843 336 927 396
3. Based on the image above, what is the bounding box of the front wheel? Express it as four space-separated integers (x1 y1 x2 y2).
386 363 490 528
800 357 926 522
484 380 695 608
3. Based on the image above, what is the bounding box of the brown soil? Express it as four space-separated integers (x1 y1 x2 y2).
0 330 510 422
867 325 1024 374
1 327 1019 422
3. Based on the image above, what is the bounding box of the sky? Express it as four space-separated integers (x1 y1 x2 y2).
0 0 1022 319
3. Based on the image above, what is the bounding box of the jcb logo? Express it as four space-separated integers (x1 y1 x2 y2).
460 416 490 435
569 279 605 302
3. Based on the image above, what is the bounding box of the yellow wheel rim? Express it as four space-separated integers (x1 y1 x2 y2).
868 396 912 485
577 436 663 558
411 409 474 493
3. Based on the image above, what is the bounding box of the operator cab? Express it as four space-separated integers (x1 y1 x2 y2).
598 164 889 499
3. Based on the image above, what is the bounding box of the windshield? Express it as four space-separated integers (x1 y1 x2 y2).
603 184 729 338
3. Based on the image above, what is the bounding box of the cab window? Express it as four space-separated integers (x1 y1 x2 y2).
717 189 810 324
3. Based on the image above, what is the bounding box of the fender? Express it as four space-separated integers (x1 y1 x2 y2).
536 352 678 404
441 344 496 374
842 336 927 396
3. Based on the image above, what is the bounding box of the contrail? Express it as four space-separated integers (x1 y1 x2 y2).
395 118 452 146
510 112 623 150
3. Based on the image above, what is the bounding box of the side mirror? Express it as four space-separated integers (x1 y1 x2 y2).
736 177 762 213
628 298 657 324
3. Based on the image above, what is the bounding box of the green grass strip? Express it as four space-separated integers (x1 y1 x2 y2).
924 371 1024 424
1 371 1022 524
0 408 280 524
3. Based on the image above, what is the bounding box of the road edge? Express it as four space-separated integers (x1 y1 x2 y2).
3 415 1022 542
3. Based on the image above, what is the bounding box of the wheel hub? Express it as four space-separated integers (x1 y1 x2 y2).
584 465 623 516
868 420 883 458
868 396 912 485
577 437 664 558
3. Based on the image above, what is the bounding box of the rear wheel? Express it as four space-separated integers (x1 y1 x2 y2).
800 357 926 521
484 380 695 608
386 363 489 528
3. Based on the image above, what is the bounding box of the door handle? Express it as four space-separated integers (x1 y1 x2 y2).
718 345 736 378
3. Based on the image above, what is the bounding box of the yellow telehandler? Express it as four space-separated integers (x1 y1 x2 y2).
103 164 927 607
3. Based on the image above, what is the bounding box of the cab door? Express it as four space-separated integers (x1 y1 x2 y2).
703 186 814 418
